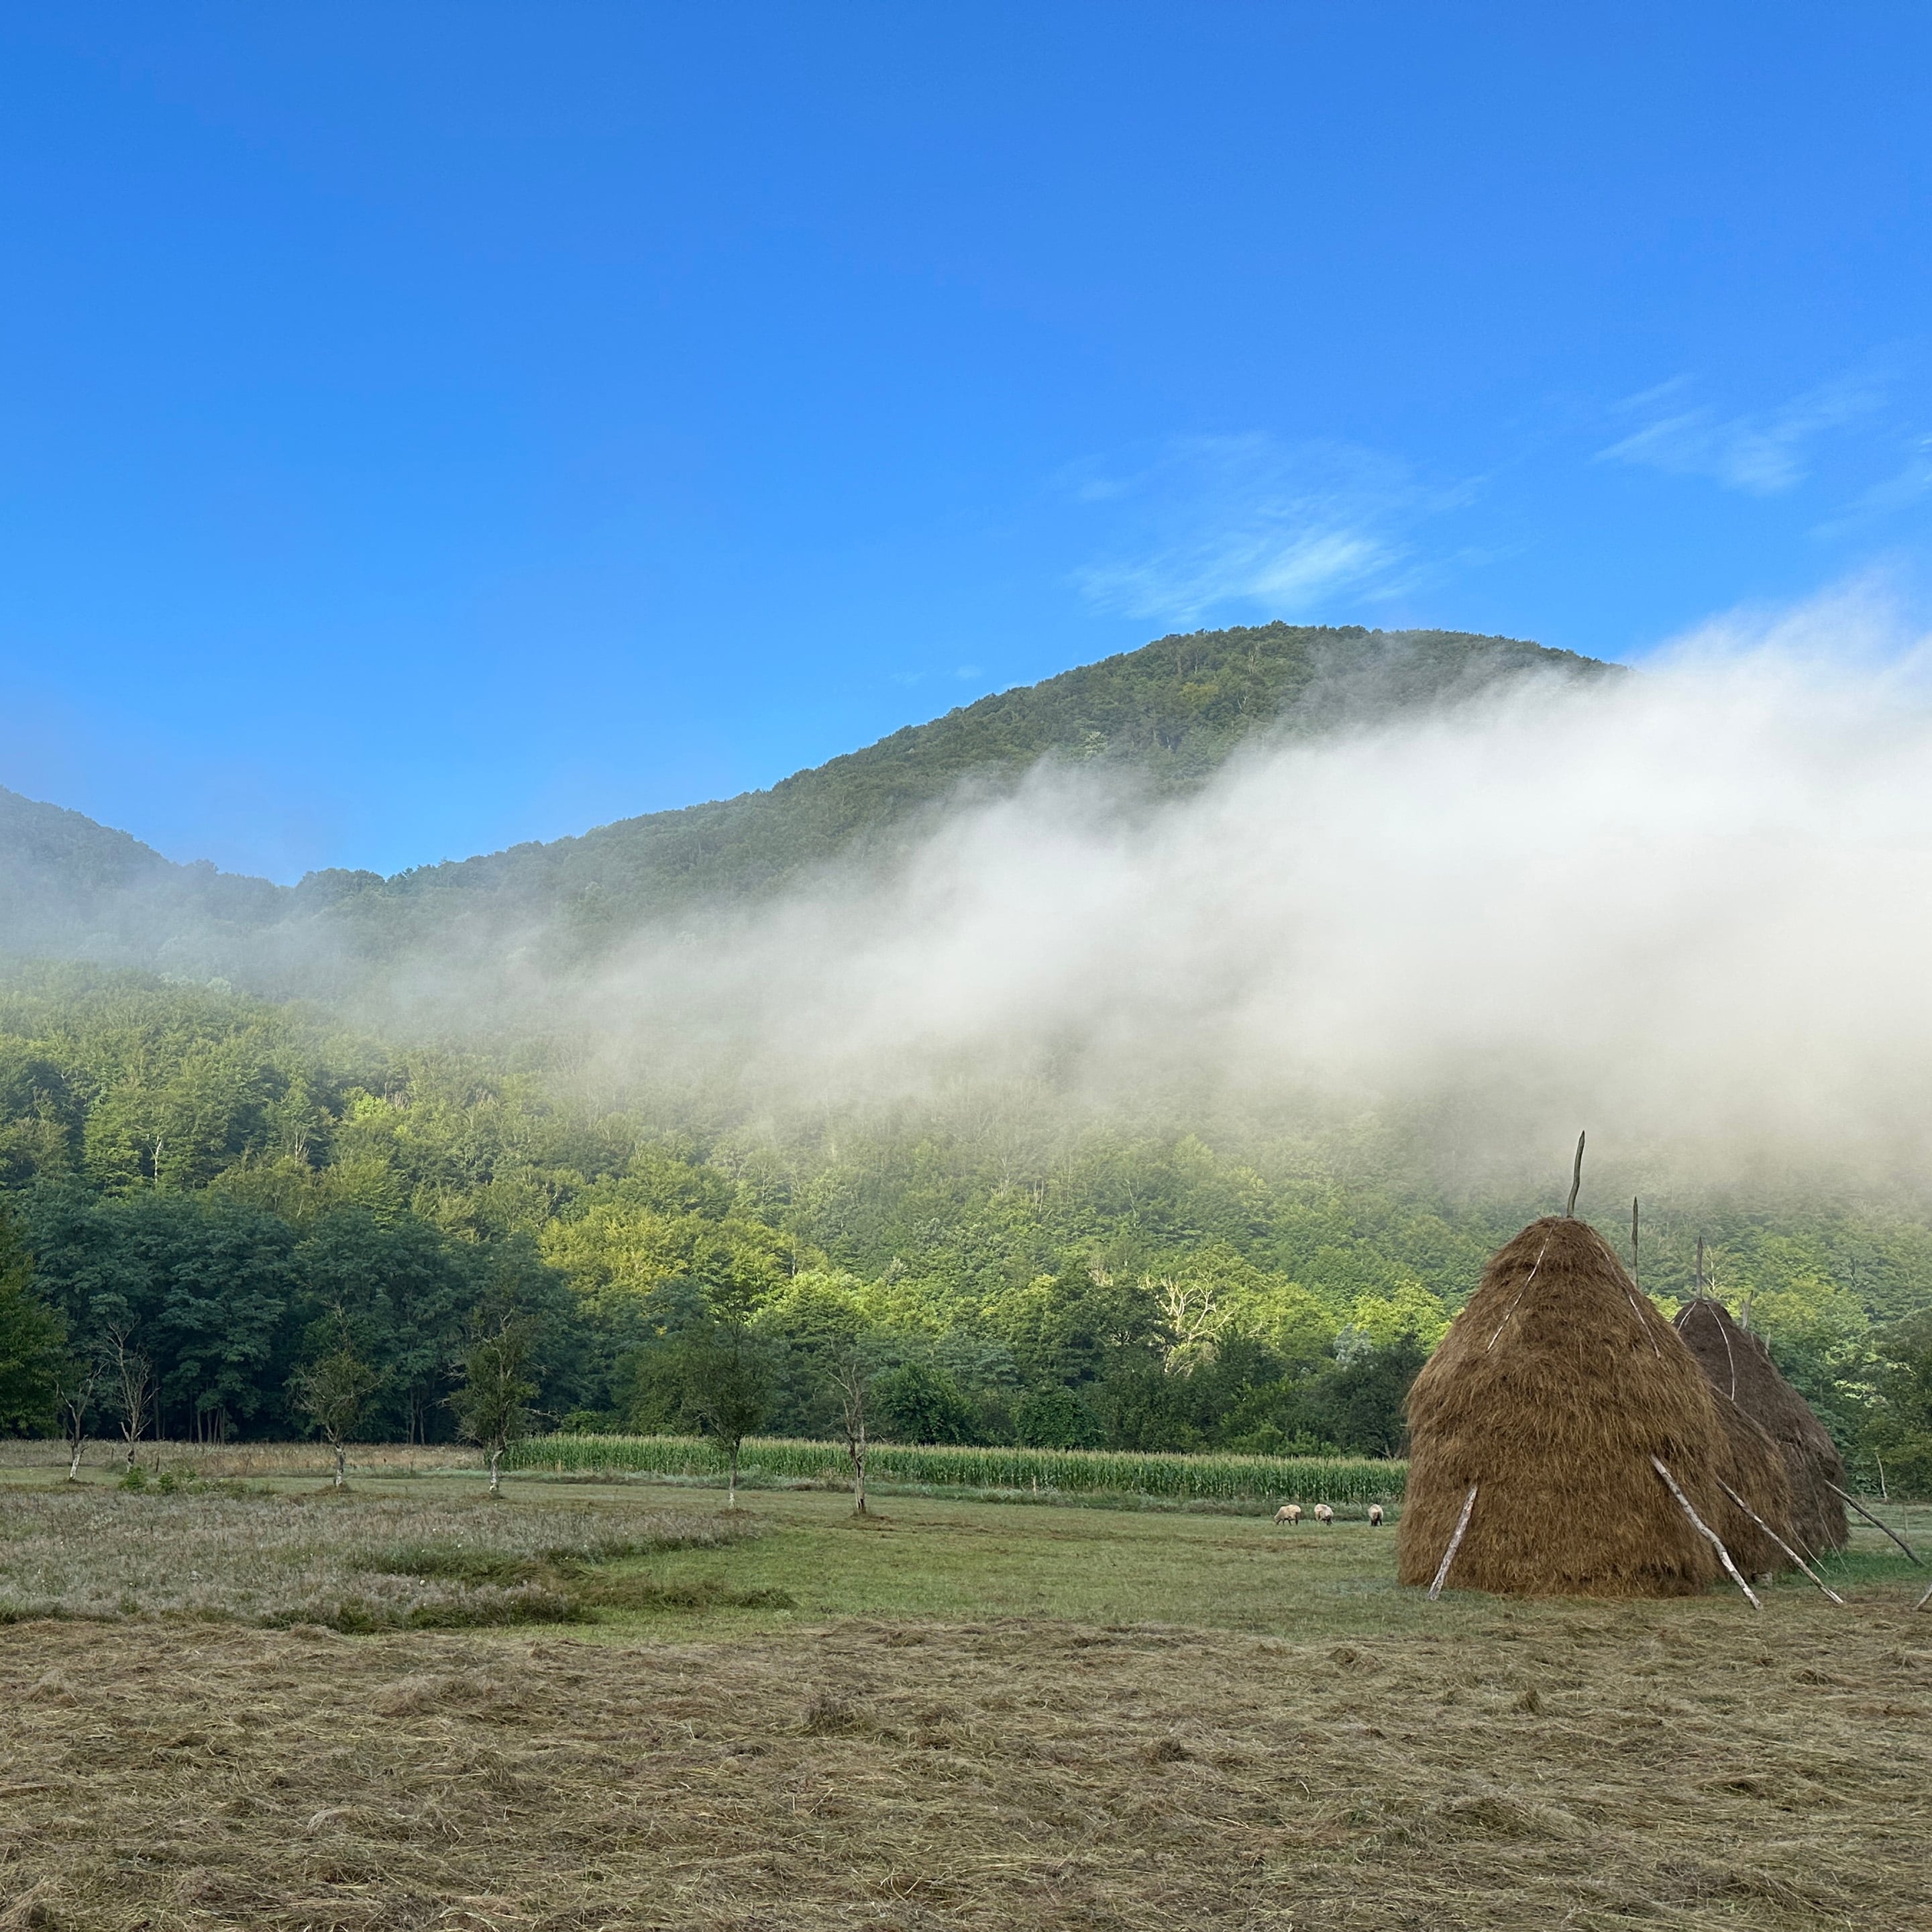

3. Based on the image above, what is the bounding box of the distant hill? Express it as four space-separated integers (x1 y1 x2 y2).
0 622 1616 994
0 786 285 975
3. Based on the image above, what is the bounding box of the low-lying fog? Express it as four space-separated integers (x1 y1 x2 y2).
567 590 1932 1185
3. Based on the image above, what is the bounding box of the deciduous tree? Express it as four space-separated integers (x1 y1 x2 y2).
0 1201 63 1432
451 1313 537 1496
292 1327 381 1488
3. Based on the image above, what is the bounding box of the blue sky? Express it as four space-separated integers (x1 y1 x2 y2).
1 3 1929 881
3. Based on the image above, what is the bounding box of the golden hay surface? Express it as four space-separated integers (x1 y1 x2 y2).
1399 1218 1746 1599
1 1607 1929 1932
1707 1394 1799 1581
1676 1297 1851 1556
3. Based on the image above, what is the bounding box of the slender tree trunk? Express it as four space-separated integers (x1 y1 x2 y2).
854 1437 867 1517
68 1438 84 1481
729 1442 739 1510
489 1447 502 1495
333 1441 346 1489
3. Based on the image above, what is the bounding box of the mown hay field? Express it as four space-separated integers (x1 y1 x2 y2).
1 1464 1929 1929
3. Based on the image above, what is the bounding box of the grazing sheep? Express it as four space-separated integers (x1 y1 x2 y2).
1313 1504 1335 1525
1368 1504 1384 1527
1273 1503 1302 1526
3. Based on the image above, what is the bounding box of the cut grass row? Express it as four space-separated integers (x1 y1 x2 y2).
504 1432 1408 1506
0 1487 763 1631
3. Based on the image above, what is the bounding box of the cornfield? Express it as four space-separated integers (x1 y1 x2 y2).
504 1434 1407 1507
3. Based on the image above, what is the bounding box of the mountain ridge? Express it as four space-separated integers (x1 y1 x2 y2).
1 621 1617 990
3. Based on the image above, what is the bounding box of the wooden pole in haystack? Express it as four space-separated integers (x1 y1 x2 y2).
1714 1475 1843 1603
1566 1132 1586 1218
1427 1483 1478 1600
1631 1197 1640 1293
1827 1483 1922 1564
1652 1456 1761 1609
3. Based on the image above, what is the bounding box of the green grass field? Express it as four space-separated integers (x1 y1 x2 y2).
2 1449 1929 1929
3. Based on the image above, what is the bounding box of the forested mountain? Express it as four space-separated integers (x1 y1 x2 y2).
1 623 1611 993
3 619 1927 1485
0 787 283 973
0 957 1927 1483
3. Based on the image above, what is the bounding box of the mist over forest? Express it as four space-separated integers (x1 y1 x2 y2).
3 614 1931 1489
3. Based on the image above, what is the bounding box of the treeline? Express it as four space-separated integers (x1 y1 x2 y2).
1 961 1930 1489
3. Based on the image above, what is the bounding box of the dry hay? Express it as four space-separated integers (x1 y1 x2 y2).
1676 1295 1850 1556
1 1604 1928 1932
1399 1217 1772 1600
1706 1385 1799 1580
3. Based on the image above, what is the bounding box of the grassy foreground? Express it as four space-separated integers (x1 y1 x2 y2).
1 1463 1929 1929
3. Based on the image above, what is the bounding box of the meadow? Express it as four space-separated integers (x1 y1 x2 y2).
1 1448 1928 1929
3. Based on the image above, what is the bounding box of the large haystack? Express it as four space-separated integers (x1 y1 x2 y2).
1674 1297 1848 1554
1398 1217 1744 1599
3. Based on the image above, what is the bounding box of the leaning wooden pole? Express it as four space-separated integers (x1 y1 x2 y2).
1714 1475 1844 1604
1652 1456 1761 1609
1428 1483 1478 1600
1827 1482 1923 1564
1915 1578 1930 1612
1566 1131 1586 1218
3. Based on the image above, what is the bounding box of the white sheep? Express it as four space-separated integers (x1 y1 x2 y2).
1313 1503 1335 1525
1367 1504 1384 1527
1273 1503 1302 1525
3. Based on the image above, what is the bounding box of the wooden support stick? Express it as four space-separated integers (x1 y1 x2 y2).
1428 1483 1478 1600
1652 1456 1761 1609
1566 1131 1585 1218
1915 1579 1930 1612
1827 1482 1923 1564
1713 1476 1844 1604
1485 1232 1553 1353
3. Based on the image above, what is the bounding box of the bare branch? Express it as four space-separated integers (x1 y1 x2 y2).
1827 1483 1922 1564
1652 1456 1760 1609
1713 1475 1843 1604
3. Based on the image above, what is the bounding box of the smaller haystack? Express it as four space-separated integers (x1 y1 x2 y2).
1399 1217 1746 1599
1674 1297 1848 1555
1706 1395 1797 1578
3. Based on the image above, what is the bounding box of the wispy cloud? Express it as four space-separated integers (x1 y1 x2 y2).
1597 370 1886 495
1067 434 1461 625
1812 433 1932 538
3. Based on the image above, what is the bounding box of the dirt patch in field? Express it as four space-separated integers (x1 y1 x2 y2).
0 1600 1928 1930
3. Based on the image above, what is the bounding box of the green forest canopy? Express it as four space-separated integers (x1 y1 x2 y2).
0 960 1927 1488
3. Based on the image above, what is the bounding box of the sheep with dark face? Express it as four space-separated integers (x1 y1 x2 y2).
1274 1503 1302 1525
1313 1504 1335 1525
1368 1504 1384 1527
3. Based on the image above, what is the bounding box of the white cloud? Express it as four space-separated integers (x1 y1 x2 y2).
1067 434 1456 625
1597 370 1886 495
1813 433 1932 537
